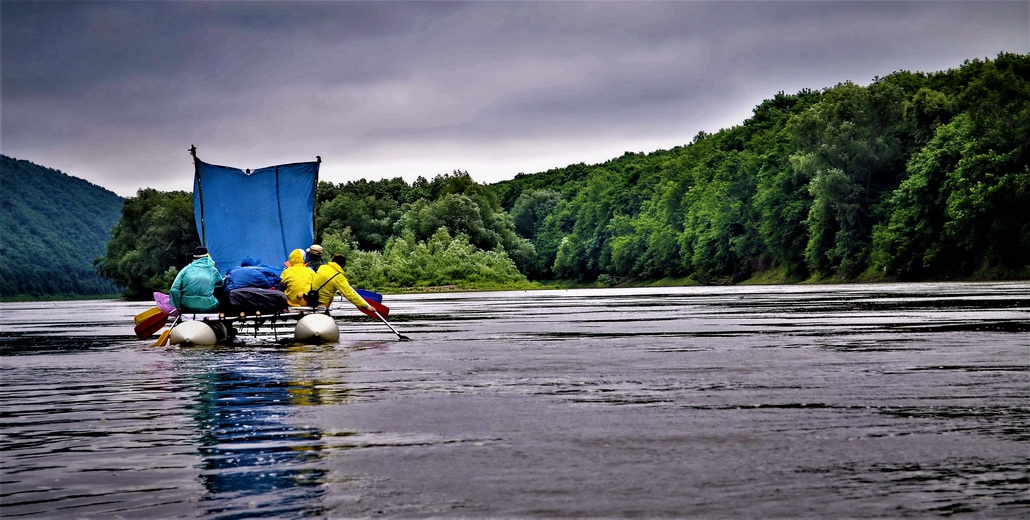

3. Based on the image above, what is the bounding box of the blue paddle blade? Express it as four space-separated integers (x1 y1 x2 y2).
355 288 382 303
355 288 389 317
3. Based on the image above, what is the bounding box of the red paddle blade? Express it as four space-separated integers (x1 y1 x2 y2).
134 311 170 339
358 299 390 318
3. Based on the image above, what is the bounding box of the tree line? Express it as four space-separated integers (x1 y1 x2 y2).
494 52 1029 283
96 53 1027 299
96 172 537 299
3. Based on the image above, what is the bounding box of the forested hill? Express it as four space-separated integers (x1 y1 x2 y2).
492 53 1029 283
1 156 124 297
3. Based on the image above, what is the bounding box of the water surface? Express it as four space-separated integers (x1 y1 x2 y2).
1 283 1028 517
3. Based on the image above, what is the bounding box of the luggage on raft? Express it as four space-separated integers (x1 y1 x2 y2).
221 287 289 316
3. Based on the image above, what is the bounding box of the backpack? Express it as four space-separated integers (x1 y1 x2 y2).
305 273 339 307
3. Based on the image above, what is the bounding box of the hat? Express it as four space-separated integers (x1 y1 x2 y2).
192 246 209 258
307 244 323 255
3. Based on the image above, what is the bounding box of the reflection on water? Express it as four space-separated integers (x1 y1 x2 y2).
0 319 355 519
187 347 347 519
1 283 1028 518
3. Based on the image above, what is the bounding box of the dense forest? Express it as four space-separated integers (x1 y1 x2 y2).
0 156 124 298
493 53 1030 283
44 53 1030 299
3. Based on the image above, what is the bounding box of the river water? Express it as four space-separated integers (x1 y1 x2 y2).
1 283 1027 518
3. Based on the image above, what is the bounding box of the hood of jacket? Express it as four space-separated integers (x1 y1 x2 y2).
288 249 305 267
192 255 216 268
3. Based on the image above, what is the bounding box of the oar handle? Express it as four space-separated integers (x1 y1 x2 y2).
372 310 409 340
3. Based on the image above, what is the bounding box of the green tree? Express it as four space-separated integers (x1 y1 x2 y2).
531 199 577 279
751 91 820 277
96 189 197 299
904 87 952 146
873 115 967 277
787 80 907 277
397 173 537 275
509 189 562 278
335 228 527 289
874 53 1030 278
510 189 562 238
550 170 630 281
318 193 402 251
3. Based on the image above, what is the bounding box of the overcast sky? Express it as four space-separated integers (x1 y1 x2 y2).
2 1 1027 197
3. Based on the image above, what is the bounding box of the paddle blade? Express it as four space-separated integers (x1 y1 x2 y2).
355 289 382 303
358 299 390 318
355 288 388 317
154 328 172 347
134 311 170 339
134 306 162 325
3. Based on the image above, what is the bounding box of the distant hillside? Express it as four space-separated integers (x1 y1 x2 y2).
0 155 124 297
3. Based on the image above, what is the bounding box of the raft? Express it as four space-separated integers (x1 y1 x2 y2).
162 308 341 345
134 149 397 346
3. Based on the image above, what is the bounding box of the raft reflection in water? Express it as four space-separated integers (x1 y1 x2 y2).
188 346 350 518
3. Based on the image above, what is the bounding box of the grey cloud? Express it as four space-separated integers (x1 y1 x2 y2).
2 1 1027 196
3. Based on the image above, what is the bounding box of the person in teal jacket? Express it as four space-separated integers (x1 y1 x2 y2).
170 246 224 312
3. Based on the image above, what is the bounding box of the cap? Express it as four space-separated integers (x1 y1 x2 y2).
192 246 209 258
307 244 323 255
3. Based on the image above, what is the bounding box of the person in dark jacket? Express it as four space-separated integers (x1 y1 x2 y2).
305 244 325 272
169 246 223 313
224 257 282 294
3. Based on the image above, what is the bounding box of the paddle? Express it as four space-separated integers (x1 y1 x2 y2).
356 301 406 338
154 315 184 346
355 289 389 317
134 310 170 339
354 288 407 339
154 328 172 347
134 306 163 325
370 310 410 341
358 297 390 317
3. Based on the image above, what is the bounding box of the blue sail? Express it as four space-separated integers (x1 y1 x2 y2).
193 155 319 275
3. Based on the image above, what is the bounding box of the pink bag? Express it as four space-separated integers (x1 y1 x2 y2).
154 292 179 317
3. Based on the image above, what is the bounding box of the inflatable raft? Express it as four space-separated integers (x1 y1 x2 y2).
161 308 342 346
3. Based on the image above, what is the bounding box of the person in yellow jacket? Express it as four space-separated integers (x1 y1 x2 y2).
311 254 374 312
278 249 315 306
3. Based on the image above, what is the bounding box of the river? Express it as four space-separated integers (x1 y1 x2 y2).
1 283 1027 518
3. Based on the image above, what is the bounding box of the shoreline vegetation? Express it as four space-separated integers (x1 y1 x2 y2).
4 53 1027 302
